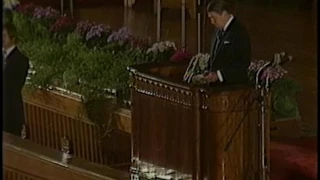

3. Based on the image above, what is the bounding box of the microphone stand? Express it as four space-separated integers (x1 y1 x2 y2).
255 62 271 180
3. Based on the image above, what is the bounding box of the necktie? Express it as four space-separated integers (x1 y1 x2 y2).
209 30 225 71
213 30 225 55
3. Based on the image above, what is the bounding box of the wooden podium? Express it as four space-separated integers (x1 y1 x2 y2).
128 62 270 180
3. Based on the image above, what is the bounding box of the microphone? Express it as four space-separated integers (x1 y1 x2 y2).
255 52 293 88
271 52 293 67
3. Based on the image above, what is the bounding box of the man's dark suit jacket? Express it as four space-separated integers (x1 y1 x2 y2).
208 18 251 84
3 47 29 136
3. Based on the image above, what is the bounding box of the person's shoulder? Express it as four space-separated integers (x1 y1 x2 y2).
15 48 29 60
13 48 29 65
232 18 249 33
230 18 250 40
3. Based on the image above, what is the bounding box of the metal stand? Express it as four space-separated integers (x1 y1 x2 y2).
257 87 267 180
60 0 74 17
196 0 202 53
60 0 64 15
255 63 271 180
70 0 74 18
156 0 161 42
181 0 186 50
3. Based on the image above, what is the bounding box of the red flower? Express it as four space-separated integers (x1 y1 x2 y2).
16 3 38 16
50 16 76 33
170 49 192 62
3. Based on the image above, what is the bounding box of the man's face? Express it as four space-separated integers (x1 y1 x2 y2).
3 29 14 49
208 11 228 29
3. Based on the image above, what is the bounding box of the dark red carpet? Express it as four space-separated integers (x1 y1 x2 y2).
270 137 317 180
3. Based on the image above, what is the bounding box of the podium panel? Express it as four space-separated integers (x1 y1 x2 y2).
131 75 195 175
129 63 267 180
200 88 260 180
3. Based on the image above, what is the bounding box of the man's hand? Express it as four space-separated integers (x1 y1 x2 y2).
204 72 218 83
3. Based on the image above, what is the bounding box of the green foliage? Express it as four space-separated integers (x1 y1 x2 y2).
19 38 65 87
13 12 50 42
271 78 302 118
12 5 176 128
12 12 32 42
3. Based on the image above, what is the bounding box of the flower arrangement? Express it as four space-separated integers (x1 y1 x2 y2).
33 6 59 20
248 60 287 84
195 53 210 72
147 41 177 62
107 27 132 45
183 53 210 83
147 41 177 54
86 24 111 41
75 20 96 37
12 3 182 102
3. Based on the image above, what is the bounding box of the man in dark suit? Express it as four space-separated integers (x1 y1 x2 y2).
3 22 29 136
204 0 251 84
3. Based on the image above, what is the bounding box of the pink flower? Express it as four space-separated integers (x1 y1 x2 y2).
170 49 192 62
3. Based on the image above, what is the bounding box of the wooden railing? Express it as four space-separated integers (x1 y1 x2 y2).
4 167 44 180
3 132 130 180
22 87 131 167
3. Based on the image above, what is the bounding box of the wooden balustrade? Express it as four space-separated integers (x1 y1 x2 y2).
22 87 131 166
4 167 43 180
3 132 130 180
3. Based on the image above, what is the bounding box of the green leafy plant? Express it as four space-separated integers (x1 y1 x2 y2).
19 38 66 87
11 3 180 131
271 78 302 119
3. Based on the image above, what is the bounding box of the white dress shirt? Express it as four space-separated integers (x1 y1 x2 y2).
216 15 234 82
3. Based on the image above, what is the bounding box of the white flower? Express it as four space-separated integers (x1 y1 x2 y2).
158 46 165 53
146 41 176 54
193 53 210 71
3 0 20 10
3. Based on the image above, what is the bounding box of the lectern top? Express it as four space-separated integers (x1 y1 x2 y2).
128 62 253 94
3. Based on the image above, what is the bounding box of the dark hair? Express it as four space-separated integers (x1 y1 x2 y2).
206 0 233 14
3 21 17 40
